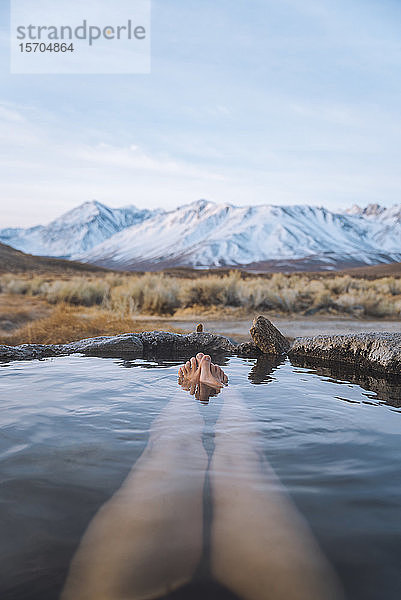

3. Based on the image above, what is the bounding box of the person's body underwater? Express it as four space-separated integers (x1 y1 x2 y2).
61 354 343 600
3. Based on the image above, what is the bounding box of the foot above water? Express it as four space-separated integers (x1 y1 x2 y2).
199 355 228 389
178 353 204 387
178 354 228 397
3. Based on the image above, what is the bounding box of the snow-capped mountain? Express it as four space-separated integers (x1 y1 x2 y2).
1 199 400 270
75 200 401 270
345 203 386 218
344 203 401 221
0 200 158 258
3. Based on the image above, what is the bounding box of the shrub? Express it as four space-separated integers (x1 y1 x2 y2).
1 271 400 317
44 278 110 306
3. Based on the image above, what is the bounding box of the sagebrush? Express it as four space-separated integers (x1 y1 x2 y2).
1 271 400 318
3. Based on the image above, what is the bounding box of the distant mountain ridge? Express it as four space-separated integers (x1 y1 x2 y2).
1 200 400 271
0 201 157 258
344 203 401 221
75 200 401 270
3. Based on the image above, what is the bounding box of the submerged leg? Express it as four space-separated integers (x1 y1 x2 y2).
210 389 343 600
61 390 207 600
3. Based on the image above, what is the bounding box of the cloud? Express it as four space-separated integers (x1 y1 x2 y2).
76 142 225 180
1 0 401 229
0 104 25 122
1 95 400 228
0 102 230 226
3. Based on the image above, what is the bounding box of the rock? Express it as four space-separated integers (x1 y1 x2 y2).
289 333 401 376
236 341 263 357
0 335 143 362
0 331 238 363
138 331 237 356
138 331 183 354
250 316 290 356
0 343 64 361
65 334 143 357
1 326 400 381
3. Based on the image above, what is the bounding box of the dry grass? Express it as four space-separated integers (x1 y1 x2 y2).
1 271 400 317
0 294 52 331
0 304 185 346
1 271 401 345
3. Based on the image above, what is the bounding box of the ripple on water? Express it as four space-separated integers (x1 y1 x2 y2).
0 355 400 600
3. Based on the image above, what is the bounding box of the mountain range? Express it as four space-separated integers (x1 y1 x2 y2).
0 201 155 259
1 200 400 271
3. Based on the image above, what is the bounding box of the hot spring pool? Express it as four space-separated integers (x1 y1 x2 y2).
0 355 400 600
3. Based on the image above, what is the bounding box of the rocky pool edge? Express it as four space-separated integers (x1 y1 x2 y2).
0 317 400 378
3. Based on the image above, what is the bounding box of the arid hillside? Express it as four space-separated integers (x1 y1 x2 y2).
0 242 107 274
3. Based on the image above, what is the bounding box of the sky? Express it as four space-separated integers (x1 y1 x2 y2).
0 0 401 227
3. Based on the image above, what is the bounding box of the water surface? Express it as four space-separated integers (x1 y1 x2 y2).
0 355 400 600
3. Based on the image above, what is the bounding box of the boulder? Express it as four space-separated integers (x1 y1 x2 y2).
0 335 144 361
0 343 64 361
0 331 238 363
65 334 143 357
250 315 290 356
236 341 263 357
289 333 401 376
3 324 400 381
138 331 237 356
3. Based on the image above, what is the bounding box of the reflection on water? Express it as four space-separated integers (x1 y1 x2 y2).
0 355 400 600
247 355 284 385
289 357 401 409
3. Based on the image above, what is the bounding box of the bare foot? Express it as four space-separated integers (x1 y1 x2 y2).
178 353 204 394
178 354 228 400
199 355 228 389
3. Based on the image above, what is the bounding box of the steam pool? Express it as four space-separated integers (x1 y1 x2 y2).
0 355 400 600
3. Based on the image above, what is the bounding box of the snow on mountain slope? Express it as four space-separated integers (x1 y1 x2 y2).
342 203 401 257
76 200 401 269
0 201 157 258
2 199 400 269
344 203 401 221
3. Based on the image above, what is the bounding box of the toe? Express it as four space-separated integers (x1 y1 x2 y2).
196 352 204 364
190 357 197 371
200 355 212 380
